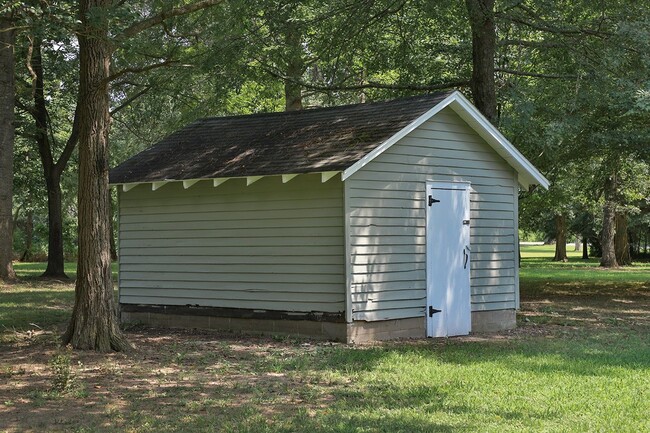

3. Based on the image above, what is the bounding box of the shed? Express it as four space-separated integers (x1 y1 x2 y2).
109 90 549 343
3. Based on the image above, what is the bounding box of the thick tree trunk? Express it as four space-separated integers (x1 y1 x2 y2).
615 213 631 265
0 15 17 281
283 19 303 111
465 0 497 124
20 210 34 262
553 214 568 262
582 237 588 260
600 175 618 267
32 39 69 278
63 0 130 351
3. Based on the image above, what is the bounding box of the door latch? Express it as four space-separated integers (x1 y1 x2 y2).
428 195 440 206
429 306 442 317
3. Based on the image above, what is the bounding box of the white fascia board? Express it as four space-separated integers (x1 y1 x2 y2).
447 94 550 190
341 90 550 190
342 92 458 181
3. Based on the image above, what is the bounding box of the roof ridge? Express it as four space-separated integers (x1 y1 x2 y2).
194 91 455 123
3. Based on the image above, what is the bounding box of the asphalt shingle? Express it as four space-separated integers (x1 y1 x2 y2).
109 92 452 184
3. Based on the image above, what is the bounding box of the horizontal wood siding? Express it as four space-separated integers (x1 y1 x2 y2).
348 108 518 321
119 174 345 313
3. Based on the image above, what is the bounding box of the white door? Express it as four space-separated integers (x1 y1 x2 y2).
426 181 471 337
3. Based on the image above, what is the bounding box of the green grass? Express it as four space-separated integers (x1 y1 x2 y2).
520 244 650 297
0 249 648 432
11 261 119 280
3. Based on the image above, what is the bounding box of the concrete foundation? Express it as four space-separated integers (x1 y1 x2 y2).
121 307 516 343
347 317 426 343
121 310 348 341
470 309 516 333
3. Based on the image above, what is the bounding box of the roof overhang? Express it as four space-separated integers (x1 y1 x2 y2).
341 90 550 190
112 171 342 192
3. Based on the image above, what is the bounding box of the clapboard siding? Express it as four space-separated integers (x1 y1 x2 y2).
348 107 517 321
119 174 346 313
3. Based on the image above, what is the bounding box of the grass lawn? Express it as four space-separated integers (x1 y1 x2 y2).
1 248 648 432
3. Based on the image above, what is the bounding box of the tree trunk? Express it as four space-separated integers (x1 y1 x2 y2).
283 19 303 111
43 176 68 277
614 212 631 265
63 0 130 351
109 192 118 260
20 210 34 262
553 214 568 262
465 0 497 124
582 237 588 260
32 38 69 278
600 174 618 267
0 15 17 281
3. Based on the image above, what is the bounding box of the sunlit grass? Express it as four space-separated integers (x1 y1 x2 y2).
520 244 650 289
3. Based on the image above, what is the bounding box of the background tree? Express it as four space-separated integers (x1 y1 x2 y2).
64 0 226 351
0 9 17 281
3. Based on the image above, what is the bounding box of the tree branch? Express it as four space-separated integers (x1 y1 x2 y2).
110 86 151 116
14 99 36 117
106 59 179 83
53 105 80 175
499 39 565 49
116 0 224 41
495 67 577 80
266 68 469 92
502 5 613 39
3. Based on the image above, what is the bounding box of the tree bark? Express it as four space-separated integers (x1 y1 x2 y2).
465 0 497 124
20 210 33 262
0 15 17 281
552 214 568 262
582 236 588 260
62 0 130 351
283 18 303 111
614 212 631 265
109 192 118 260
600 174 618 267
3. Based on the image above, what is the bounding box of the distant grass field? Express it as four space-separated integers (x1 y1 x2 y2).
520 244 650 296
1 249 648 432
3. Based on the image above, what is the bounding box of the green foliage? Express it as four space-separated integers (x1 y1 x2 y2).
49 351 75 393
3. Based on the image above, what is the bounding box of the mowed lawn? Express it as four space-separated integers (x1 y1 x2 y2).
0 247 648 433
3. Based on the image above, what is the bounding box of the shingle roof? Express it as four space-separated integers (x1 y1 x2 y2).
109 91 453 184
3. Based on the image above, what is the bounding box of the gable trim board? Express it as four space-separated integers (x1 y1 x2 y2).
342 91 549 189
111 92 549 343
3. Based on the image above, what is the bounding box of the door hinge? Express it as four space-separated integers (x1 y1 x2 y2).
428 195 441 206
429 306 442 317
